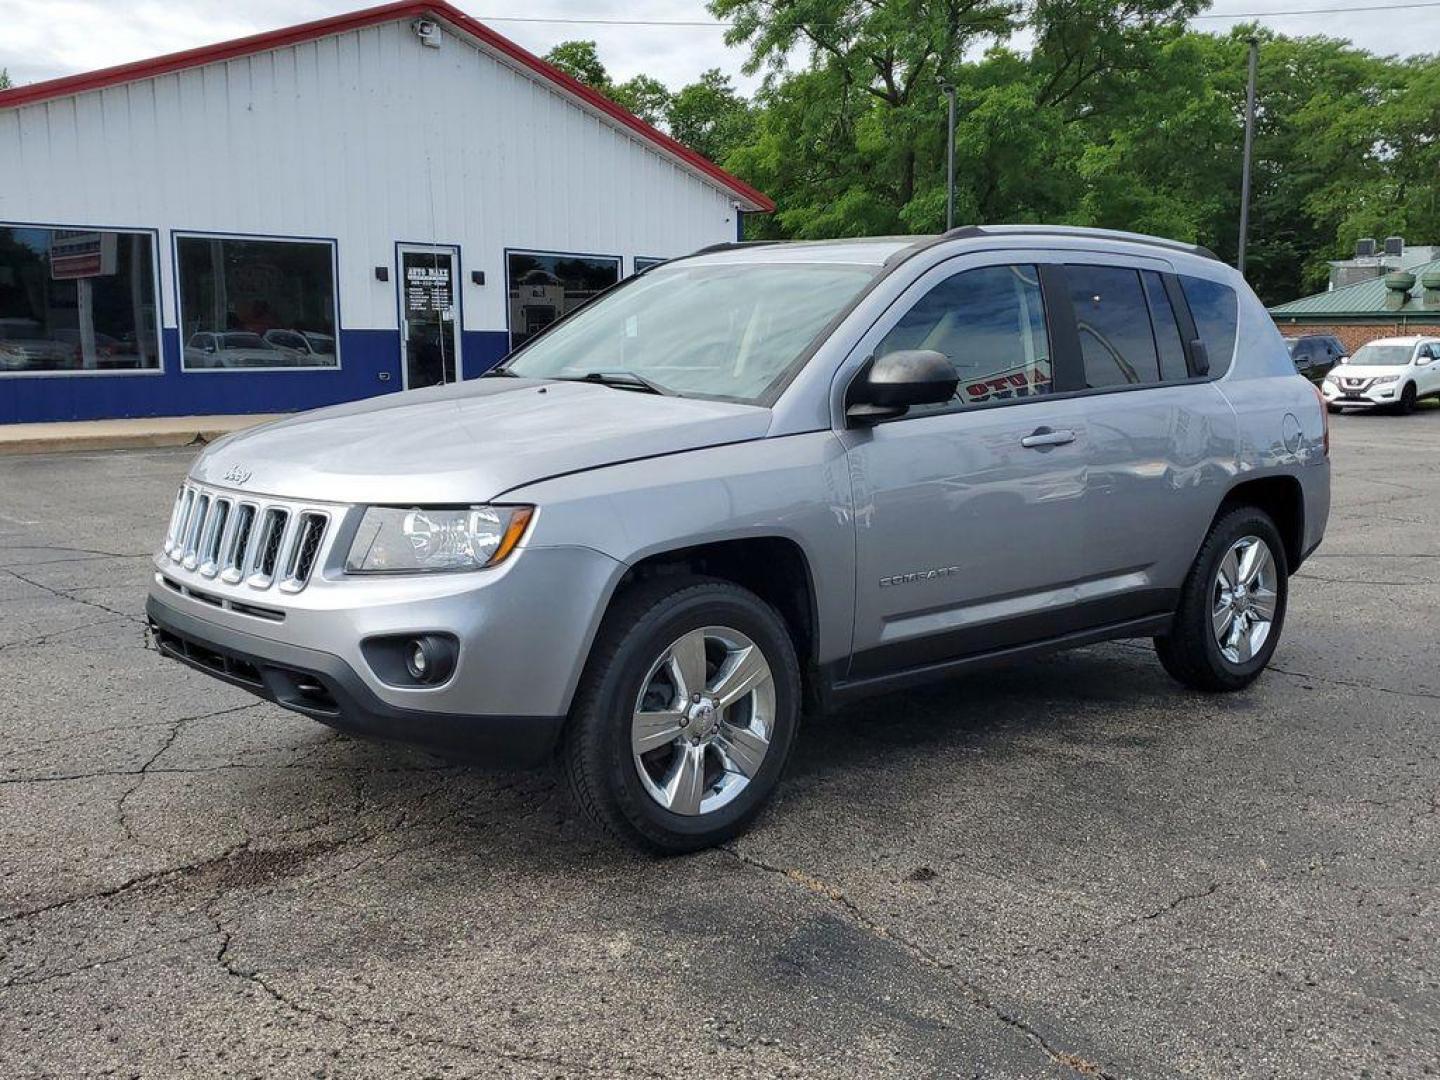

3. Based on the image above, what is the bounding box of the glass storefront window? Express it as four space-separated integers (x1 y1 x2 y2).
0 225 160 374
507 251 621 350
176 235 338 370
633 256 666 274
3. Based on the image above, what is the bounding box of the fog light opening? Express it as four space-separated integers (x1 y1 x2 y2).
360 632 459 688
403 634 456 686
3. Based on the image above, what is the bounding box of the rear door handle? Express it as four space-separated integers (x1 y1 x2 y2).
1021 427 1076 449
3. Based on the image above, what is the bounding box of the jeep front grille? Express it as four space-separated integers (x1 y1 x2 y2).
161 482 332 593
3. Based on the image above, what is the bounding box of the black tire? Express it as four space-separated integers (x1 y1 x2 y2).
1396 382 1417 414
1326 404 1342 414
1154 506 1289 692
560 575 801 855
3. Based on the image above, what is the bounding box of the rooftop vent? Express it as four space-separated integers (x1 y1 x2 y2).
1354 237 1377 258
1384 235 1405 258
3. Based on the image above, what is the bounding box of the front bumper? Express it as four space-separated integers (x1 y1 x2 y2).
1321 379 1400 408
148 596 564 766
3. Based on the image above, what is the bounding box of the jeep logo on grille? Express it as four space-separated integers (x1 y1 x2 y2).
222 465 252 485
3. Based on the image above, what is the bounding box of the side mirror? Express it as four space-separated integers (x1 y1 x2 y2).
1337 354 1348 364
846 349 958 425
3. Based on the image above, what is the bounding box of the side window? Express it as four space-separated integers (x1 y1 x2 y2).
1141 270 1190 382
875 264 1051 411
1179 275 1238 377
1067 265 1160 388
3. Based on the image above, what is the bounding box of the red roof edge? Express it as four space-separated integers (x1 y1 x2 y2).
0 0 775 213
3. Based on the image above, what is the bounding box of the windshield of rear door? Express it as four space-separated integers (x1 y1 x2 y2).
1348 344 1413 366
501 261 878 404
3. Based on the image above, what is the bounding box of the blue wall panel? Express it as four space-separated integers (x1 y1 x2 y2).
3 329 408 424
4 327 516 423
462 330 510 378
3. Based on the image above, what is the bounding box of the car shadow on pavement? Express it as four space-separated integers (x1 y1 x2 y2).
292 639 1200 858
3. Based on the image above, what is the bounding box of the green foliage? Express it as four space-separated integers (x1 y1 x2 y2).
0 69 10 91
543 40 610 90
551 12 1440 306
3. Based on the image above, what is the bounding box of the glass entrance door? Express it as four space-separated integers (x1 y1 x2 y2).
398 244 460 390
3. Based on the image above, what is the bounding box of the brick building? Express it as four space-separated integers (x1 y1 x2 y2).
1270 257 1440 352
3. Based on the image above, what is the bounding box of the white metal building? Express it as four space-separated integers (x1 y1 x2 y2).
0 0 772 423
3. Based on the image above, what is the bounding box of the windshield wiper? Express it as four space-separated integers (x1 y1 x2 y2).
480 366 519 377
559 370 673 396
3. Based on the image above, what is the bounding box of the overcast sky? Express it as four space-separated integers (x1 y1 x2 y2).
0 0 1434 95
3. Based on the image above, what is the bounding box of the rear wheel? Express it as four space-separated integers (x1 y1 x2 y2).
1326 403 1342 414
561 576 800 854
1155 507 1288 692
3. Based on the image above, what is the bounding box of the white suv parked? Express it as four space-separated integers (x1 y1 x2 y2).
1321 336 1440 413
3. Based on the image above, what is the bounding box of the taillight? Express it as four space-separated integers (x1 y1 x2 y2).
1313 382 1329 457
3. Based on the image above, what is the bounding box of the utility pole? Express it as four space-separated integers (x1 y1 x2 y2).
939 80 957 232
1237 37 1258 275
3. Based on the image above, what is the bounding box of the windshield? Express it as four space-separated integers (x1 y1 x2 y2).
1348 344 1412 366
502 262 877 403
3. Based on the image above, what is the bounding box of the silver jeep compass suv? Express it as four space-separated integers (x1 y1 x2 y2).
147 226 1330 853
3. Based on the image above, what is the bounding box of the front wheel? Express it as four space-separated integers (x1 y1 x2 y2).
1396 382 1418 414
1326 403 1342 415
561 576 800 854
1155 507 1288 692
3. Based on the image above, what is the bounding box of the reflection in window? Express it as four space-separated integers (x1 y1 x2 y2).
1068 265 1161 388
507 251 621 349
177 236 338 370
633 257 666 275
1180 275 1239 378
876 264 1050 411
1142 271 1191 382
0 226 159 373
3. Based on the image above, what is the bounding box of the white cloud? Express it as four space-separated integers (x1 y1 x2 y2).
0 0 1434 95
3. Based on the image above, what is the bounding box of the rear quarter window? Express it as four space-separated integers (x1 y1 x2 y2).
1180 275 1239 377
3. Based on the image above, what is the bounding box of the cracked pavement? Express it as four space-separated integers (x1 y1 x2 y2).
3 415 1439 1078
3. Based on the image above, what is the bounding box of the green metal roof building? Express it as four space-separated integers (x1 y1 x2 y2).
1270 261 1440 351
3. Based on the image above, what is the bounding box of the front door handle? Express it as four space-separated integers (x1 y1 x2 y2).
1021 427 1076 449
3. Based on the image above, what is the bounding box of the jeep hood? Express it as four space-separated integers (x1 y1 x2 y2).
190 377 771 503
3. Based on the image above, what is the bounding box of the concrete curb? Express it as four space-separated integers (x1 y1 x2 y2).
0 415 286 456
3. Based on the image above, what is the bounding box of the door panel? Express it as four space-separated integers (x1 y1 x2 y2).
844 399 1094 679
841 258 1094 681
1076 381 1238 601
399 245 460 390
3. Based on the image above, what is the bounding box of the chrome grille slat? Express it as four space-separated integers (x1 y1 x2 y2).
221 503 257 584
279 512 328 593
198 499 231 578
181 494 210 569
248 508 292 589
168 487 196 560
162 482 332 594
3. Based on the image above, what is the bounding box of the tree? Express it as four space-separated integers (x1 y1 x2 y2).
543 40 610 91
611 75 672 126
666 70 753 163
0 68 11 90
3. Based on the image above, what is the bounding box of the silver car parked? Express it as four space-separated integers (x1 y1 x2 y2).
147 226 1330 853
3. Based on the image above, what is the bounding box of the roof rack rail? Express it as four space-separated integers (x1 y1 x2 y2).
940 224 1221 262
688 240 785 257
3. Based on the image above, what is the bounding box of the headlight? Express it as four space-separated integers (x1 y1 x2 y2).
1372 375 1399 384
345 505 534 573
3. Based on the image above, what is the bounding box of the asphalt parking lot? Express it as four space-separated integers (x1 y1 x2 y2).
2 410 1438 1079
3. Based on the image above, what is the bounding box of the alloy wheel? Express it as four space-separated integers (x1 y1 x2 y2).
1211 535 1278 665
630 626 775 816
